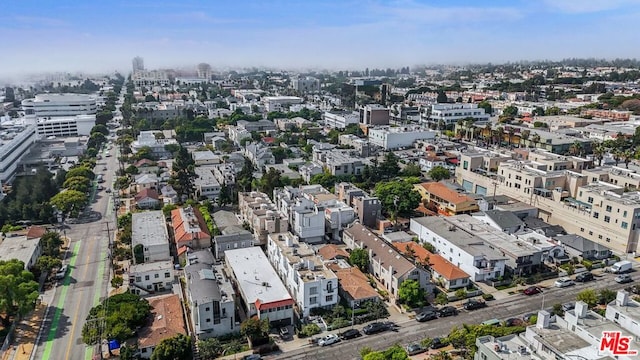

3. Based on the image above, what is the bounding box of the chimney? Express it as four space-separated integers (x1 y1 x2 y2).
616 290 629 306
536 310 550 329
575 301 588 318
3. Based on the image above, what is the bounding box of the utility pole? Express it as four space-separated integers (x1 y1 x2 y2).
104 222 114 272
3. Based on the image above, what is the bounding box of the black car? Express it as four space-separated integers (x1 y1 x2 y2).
575 272 594 282
339 328 361 340
416 310 438 322
463 299 487 311
363 322 388 335
430 337 448 349
438 306 458 317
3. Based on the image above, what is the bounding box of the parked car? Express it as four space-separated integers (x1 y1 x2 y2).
339 328 361 340
523 286 543 295
242 355 261 360
105 188 112 193
504 318 524 327
610 260 633 274
575 272 594 282
438 306 458 317
463 299 487 311
615 274 633 284
562 302 575 312
554 278 576 288
363 322 388 335
430 337 448 349
318 334 340 347
279 327 290 339
55 265 68 280
406 343 426 355
416 310 438 322
626 285 640 294
481 318 501 326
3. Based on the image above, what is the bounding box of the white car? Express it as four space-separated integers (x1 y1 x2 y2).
554 278 576 288
318 334 340 347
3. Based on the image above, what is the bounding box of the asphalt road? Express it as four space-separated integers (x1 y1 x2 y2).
36 144 118 360
270 275 632 360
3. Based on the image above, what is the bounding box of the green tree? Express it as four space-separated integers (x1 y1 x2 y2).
379 152 400 180
111 276 124 288
41 231 63 257
35 255 62 274
50 190 88 218
198 338 223 359
119 345 138 360
428 166 451 181
240 317 269 341
0 259 40 326
65 166 95 181
436 90 448 103
374 180 422 220
258 167 284 199
169 146 197 201
310 171 338 189
62 176 92 193
599 289 617 305
82 293 151 345
398 279 425 307
349 248 370 271
576 288 597 307
401 163 423 177
477 100 493 116
151 334 192 360
502 105 518 118
91 124 110 136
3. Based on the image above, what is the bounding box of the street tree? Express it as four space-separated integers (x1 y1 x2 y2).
428 166 451 181
398 279 425 307
35 256 62 274
576 289 597 307
65 166 95 181
151 334 192 360
169 146 197 201
82 293 151 345
50 190 88 218
62 176 92 193
349 248 370 272
401 163 423 177
41 231 63 257
0 259 40 326
240 317 270 341
379 152 400 180
374 180 421 221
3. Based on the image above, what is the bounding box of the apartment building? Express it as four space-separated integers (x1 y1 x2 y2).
414 182 479 216
0 124 37 184
323 110 359 129
225 247 294 326
338 134 371 157
275 187 324 244
428 103 489 125
394 241 470 290
298 162 324 183
343 223 431 301
456 154 640 254
185 249 237 339
335 183 382 228
129 260 175 296
243 143 275 169
238 191 289 244
132 211 170 264
410 216 507 281
211 163 236 187
171 206 211 249
582 166 640 190
313 149 369 176
194 166 221 201
359 104 390 126
131 130 178 159
368 126 436 150
262 96 303 112
267 232 339 317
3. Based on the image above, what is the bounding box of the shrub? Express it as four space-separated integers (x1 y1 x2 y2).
482 293 495 301
455 289 467 300
300 324 321 338
435 292 449 305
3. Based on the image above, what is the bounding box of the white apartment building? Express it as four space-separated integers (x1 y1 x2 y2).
291 77 320 93
238 191 289 245
131 131 178 159
410 216 507 281
194 166 221 201
0 124 37 184
368 126 436 150
263 96 303 112
22 93 97 119
132 211 171 264
428 103 489 125
267 232 338 317
225 247 294 327
132 70 170 87
129 260 175 296
36 114 95 137
323 111 359 129
313 150 369 176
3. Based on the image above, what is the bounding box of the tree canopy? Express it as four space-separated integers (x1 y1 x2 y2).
82 293 151 345
169 146 197 201
428 166 451 181
151 334 192 360
398 279 426 307
374 180 421 220
0 259 40 326
240 317 270 341
349 248 370 272
50 190 88 218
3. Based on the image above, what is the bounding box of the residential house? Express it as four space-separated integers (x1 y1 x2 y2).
134 173 159 193
131 130 178 159
0 234 42 270
298 162 324 183
171 206 211 249
132 211 170 264
160 185 179 205
419 155 447 172
393 241 470 290
336 182 382 228
414 182 479 216
135 188 160 209
334 267 380 308
317 244 350 261
555 234 613 261
342 223 432 301
192 150 221 166
238 191 289 245
472 209 525 234
134 159 159 174
605 290 640 338
267 232 339 317
194 166 221 201
243 143 275 169
137 294 186 358
129 260 175 296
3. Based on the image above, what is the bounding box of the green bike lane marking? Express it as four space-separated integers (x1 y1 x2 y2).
41 241 81 360
84 249 108 360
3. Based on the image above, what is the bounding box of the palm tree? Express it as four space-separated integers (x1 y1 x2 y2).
495 126 504 146
507 127 516 148
521 130 531 148
569 141 583 157
623 149 633 168
531 133 541 149
592 142 605 166
464 118 475 141
483 123 492 143
613 149 623 166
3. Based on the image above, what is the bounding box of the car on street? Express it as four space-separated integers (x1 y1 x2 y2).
504 318 524 327
406 343 426 355
575 272 594 282
554 278 576 288
523 286 543 295
437 306 458 317
615 274 633 284
430 338 448 349
463 299 487 311
562 302 575 312
55 265 68 280
102 167 107 171
318 334 340 347
363 322 388 335
339 328 361 340
416 310 438 322
105 188 112 193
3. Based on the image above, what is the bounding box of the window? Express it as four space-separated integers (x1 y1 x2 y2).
145 275 150 281
615 313 620 320
606 238 611 242
606 205 612 212
136 276 141 282
165 272 171 278
599 235 603 239
580 227 584 232
593 212 599 219
205 307 210 311
154 273 159 279
589 231 593 235
206 318 211 323
587 197 594 204
624 210 628 217
310 297 317 305
310 287 318 295
604 216 610 223
326 295 333 302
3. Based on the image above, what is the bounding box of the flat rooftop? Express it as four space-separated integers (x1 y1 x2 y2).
0 235 40 267
130 259 174 273
132 210 169 247
268 232 336 282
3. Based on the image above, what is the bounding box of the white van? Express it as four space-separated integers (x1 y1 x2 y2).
610 260 633 274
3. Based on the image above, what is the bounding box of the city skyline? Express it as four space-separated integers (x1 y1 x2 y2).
2 0 640 77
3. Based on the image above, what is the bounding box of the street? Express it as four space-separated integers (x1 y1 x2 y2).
35 144 119 360
270 276 632 360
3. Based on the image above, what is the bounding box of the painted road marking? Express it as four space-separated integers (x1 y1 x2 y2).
84 250 108 360
41 241 81 360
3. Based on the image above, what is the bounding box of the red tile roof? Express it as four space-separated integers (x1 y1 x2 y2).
171 207 211 245
418 182 474 206
135 188 159 201
255 298 294 311
318 244 350 260
394 242 469 281
26 226 47 239
335 267 379 301
137 294 186 349
134 159 156 167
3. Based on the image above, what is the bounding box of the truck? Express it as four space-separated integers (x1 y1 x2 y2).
610 260 633 274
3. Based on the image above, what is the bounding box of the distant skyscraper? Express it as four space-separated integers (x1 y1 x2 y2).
196 63 212 80
132 56 144 73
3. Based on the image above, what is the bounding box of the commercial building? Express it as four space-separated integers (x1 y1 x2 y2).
267 232 339 317
22 93 97 119
35 114 96 137
238 191 289 245
429 103 489 126
263 96 303 112
291 76 320 93
323 111 360 129
368 126 436 150
225 247 294 326
359 104 390 126
185 249 237 339
131 211 170 264
0 124 37 184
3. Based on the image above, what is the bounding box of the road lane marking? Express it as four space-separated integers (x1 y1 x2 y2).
84 250 109 360
63 236 97 360
41 241 81 360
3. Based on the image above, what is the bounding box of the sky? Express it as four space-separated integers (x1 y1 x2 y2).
2 0 640 78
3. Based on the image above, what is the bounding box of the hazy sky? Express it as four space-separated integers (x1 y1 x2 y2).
2 0 640 77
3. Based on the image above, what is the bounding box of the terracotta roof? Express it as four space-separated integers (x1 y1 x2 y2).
317 244 350 260
138 294 186 349
171 207 211 245
418 182 474 206
394 242 469 281
177 245 190 256
26 226 47 239
134 159 156 167
255 298 295 311
335 267 379 301
135 188 159 201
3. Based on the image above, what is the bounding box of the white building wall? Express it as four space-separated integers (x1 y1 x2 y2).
0 125 37 183
130 265 174 294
